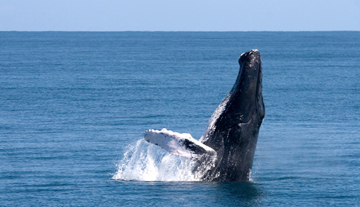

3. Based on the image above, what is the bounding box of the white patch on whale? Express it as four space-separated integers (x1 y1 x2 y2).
144 128 216 159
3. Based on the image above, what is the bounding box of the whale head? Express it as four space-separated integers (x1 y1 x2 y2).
229 49 265 124
198 49 265 181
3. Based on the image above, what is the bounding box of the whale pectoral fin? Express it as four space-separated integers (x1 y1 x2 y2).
144 128 216 159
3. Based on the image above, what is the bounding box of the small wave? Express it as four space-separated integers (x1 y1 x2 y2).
112 139 200 181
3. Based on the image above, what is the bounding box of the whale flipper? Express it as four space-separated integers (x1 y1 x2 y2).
144 128 216 159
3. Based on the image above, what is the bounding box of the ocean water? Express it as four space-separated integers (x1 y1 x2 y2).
1 32 359 206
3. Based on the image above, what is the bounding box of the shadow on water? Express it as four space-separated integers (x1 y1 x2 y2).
209 181 264 206
111 179 265 206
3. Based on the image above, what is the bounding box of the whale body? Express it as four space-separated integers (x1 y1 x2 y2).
144 49 265 181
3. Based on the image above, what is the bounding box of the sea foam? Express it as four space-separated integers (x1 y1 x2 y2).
112 139 199 181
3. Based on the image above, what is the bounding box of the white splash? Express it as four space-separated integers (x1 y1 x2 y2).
112 139 200 181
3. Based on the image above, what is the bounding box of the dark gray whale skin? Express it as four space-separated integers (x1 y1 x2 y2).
196 50 265 181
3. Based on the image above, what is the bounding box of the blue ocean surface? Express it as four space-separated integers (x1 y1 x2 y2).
0 32 359 206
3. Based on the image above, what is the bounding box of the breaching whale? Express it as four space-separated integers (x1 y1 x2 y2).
144 49 265 181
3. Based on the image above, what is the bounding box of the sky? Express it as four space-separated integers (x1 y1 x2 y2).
0 0 359 31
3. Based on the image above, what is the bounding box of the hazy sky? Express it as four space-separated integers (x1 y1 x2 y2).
1 0 359 31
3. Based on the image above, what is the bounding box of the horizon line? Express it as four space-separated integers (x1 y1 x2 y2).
1 30 359 32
